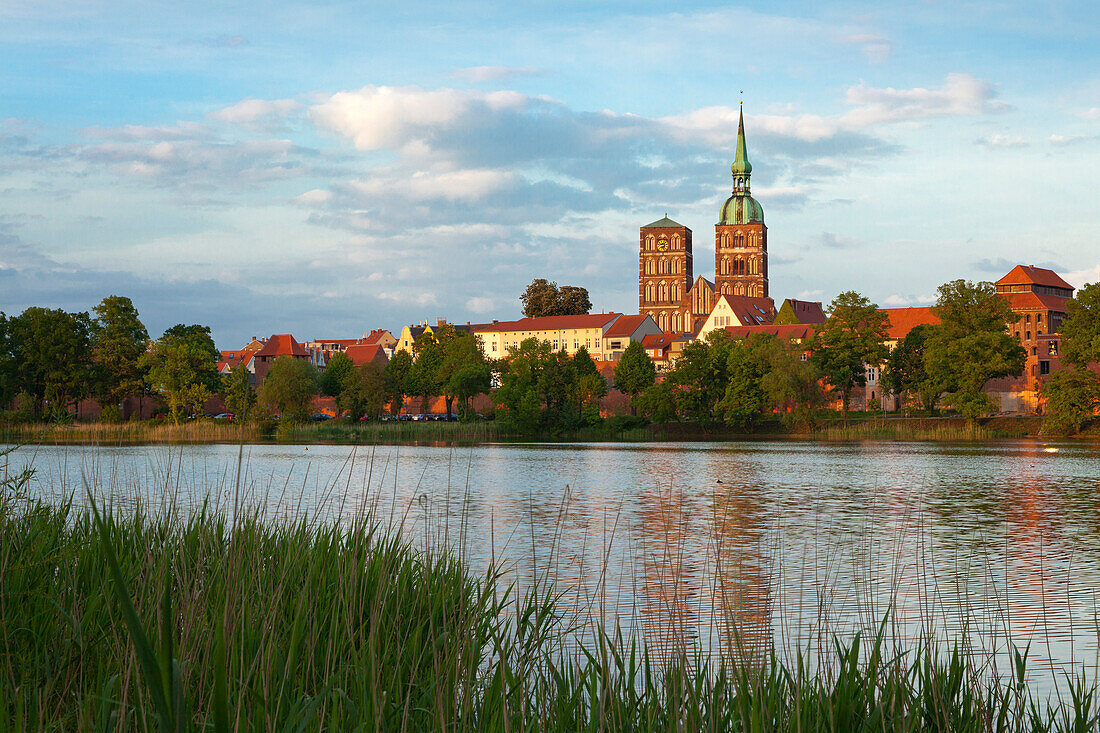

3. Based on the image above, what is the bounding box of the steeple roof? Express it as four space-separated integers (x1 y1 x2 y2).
731 105 752 176
642 214 684 229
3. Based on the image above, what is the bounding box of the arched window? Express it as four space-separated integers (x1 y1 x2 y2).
659 312 668 330
645 282 653 301
645 236 654 250
672 235 680 248
735 283 744 296
722 283 731 295
672 312 681 332
735 233 744 248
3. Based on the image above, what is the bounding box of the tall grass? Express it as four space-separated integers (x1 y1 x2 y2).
3 458 1100 730
0 420 261 445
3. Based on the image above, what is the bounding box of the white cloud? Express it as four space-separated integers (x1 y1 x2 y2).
348 167 517 202
209 98 301 125
1080 108 1100 120
310 85 529 152
842 73 1010 127
977 133 1027 148
1063 263 1100 289
451 66 543 83
843 34 892 64
883 294 934 307
466 296 495 313
1049 134 1092 146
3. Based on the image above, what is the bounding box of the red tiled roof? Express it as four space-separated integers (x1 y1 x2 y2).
345 343 389 367
707 295 776 331
782 299 826 324
217 350 251 371
254 334 310 358
604 314 651 338
477 313 622 333
879 307 940 340
1004 291 1071 312
725 324 816 340
642 333 676 349
364 328 394 344
996 265 1074 290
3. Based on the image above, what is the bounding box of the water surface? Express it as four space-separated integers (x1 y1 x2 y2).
8 439 1100 692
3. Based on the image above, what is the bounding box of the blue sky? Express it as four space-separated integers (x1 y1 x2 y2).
2 0 1098 346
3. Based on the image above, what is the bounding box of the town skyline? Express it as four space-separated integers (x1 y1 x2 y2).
2 0 1098 346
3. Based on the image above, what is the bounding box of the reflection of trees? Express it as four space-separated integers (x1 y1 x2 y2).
711 483 773 666
637 483 700 659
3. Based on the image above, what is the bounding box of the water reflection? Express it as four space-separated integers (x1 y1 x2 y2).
8 439 1100 693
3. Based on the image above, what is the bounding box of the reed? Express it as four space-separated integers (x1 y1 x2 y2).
3 458 1099 730
0 419 261 445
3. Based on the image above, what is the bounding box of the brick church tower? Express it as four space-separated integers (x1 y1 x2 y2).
714 105 768 298
638 216 693 332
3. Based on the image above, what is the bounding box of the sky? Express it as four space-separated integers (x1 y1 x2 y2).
1 0 1098 347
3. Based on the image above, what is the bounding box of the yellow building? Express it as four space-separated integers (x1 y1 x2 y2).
474 313 624 360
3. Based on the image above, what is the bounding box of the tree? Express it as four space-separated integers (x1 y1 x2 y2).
257 356 317 422
558 286 593 317
143 324 221 424
90 295 149 414
221 363 255 421
717 338 768 427
383 350 413 415
440 334 491 419
1061 282 1100 369
319 352 355 401
717 334 823 430
882 324 938 413
570 347 606 425
0 313 15 410
810 291 888 417
635 381 677 424
923 280 1026 421
8 307 95 418
340 362 387 421
614 341 656 413
1041 368 1100 435
494 337 552 431
663 330 735 425
408 331 446 413
519 279 593 318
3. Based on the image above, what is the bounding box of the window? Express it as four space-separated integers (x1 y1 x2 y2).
1032 346 1037 355
1037 314 1043 324
1040 360 1051 375
1048 340 1059 356
491 343 497 352
1025 314 1031 323
610 340 622 349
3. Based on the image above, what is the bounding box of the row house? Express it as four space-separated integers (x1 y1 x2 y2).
395 320 490 355
473 313 625 361
601 314 662 361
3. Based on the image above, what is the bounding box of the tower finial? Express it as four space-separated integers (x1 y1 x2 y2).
731 103 751 182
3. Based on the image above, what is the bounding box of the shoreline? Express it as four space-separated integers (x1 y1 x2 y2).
2 414 1093 446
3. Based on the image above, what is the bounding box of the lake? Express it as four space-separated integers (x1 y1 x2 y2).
7 439 1100 693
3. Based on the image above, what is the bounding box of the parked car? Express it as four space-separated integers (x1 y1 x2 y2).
411 414 428 421
212 413 235 420
310 413 334 421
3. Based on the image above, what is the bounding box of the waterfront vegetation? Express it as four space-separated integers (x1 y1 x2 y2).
4 458 1100 731
2 280 1099 442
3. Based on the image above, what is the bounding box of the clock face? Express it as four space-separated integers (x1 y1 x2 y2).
656 237 669 252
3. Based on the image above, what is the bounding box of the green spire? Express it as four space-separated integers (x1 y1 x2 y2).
731 104 752 177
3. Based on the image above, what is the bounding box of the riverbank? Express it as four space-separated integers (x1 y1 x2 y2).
4 486 1099 731
1 413 1079 446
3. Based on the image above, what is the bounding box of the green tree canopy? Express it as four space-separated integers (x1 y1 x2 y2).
882 323 938 412
614 341 656 408
257 356 318 422
663 330 735 425
810 291 888 417
8 306 95 418
143 324 221 424
1061 282 1100 369
90 295 149 410
923 280 1026 421
494 339 604 432
221 362 255 421
340 361 387 421
0 313 15 409
319 352 355 399
383 350 413 415
519 279 592 318
440 333 491 418
1040 367 1100 435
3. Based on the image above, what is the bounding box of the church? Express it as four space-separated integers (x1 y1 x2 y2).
638 105 775 334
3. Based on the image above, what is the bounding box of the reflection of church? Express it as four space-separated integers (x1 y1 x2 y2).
638 105 773 333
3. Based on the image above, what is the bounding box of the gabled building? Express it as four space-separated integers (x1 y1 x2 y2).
253 334 313 383
601 314 662 361
995 265 1074 386
345 343 390 368
879 307 941 349
696 294 776 340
